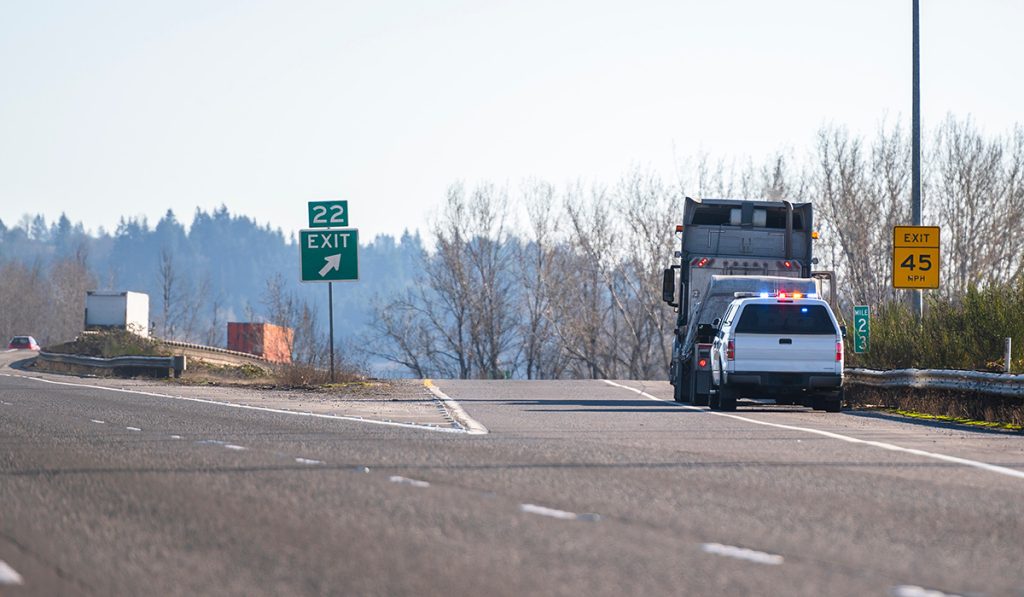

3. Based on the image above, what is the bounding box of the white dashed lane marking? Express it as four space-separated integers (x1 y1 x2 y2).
295 458 323 465
701 543 784 565
389 476 430 488
0 560 24 585
519 503 600 522
126 426 141 432
90 419 105 424
169 435 182 439
890 585 966 597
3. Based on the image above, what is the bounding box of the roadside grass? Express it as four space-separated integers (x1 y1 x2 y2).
45 330 169 358
176 358 367 389
41 331 370 388
883 409 1022 432
268 362 365 388
841 280 1024 429
844 385 1023 431
846 280 1024 372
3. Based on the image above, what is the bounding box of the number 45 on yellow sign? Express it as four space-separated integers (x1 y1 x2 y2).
892 225 940 289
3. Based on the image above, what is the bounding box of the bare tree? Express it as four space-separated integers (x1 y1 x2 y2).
548 183 618 378
366 183 520 379
812 125 908 310
47 242 96 343
932 116 1024 296
516 181 567 379
615 169 679 377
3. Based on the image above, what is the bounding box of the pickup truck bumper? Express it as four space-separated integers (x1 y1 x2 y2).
726 372 842 390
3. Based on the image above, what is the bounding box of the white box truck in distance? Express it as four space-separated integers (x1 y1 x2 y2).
85 291 150 337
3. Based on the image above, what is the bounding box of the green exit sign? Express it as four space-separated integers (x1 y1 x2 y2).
299 229 359 282
853 305 870 354
307 200 349 228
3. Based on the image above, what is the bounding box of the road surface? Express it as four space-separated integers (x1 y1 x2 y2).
1 352 1022 596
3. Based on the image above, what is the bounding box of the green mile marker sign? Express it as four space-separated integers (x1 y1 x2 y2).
299 228 359 282
853 305 869 354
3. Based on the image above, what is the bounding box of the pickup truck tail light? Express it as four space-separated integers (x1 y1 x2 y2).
836 341 843 362
727 340 735 361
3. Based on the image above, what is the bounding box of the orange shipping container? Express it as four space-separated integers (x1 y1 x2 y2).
227 322 294 363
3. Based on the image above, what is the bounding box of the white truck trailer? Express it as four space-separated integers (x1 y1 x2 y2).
84 291 151 337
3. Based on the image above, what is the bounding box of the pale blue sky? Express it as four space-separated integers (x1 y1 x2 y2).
1 0 1021 240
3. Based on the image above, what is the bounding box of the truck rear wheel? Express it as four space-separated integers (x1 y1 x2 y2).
673 365 688 403
690 360 709 406
692 388 709 407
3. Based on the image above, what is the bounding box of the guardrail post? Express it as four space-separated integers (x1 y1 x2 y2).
1006 338 1013 374
173 355 187 378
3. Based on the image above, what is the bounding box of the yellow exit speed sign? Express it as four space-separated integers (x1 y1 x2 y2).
892 226 940 289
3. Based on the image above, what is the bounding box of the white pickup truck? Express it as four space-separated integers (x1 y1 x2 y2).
710 292 844 412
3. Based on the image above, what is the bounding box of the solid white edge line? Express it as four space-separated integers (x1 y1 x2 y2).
602 379 1024 481
701 543 784 565
13 374 469 434
423 379 489 435
0 560 24 585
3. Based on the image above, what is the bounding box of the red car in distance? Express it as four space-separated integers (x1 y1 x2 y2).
7 336 40 351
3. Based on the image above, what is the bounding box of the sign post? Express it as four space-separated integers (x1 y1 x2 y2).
892 226 940 289
301 202 358 383
853 305 870 354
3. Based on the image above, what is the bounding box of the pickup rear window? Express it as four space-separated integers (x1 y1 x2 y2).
734 304 837 335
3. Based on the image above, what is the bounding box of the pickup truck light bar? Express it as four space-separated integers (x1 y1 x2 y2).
733 291 820 299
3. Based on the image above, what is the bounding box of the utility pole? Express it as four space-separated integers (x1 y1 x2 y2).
911 0 923 321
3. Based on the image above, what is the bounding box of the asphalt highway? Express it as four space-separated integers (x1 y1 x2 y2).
1 354 1022 596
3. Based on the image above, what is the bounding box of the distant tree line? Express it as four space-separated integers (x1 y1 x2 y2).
2 116 1021 375
0 206 424 368
367 116 1024 378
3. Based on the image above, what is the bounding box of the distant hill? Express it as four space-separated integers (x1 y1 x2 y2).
0 206 423 361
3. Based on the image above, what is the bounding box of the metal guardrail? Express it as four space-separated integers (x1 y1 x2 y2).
157 339 268 362
38 352 187 378
846 368 1024 397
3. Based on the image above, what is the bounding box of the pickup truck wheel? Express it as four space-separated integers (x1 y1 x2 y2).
822 391 842 413
810 392 841 412
717 384 737 412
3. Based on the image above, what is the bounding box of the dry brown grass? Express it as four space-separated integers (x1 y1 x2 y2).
845 384 1024 429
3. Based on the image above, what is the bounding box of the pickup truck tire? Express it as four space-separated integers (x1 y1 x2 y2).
712 385 737 413
811 392 842 413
